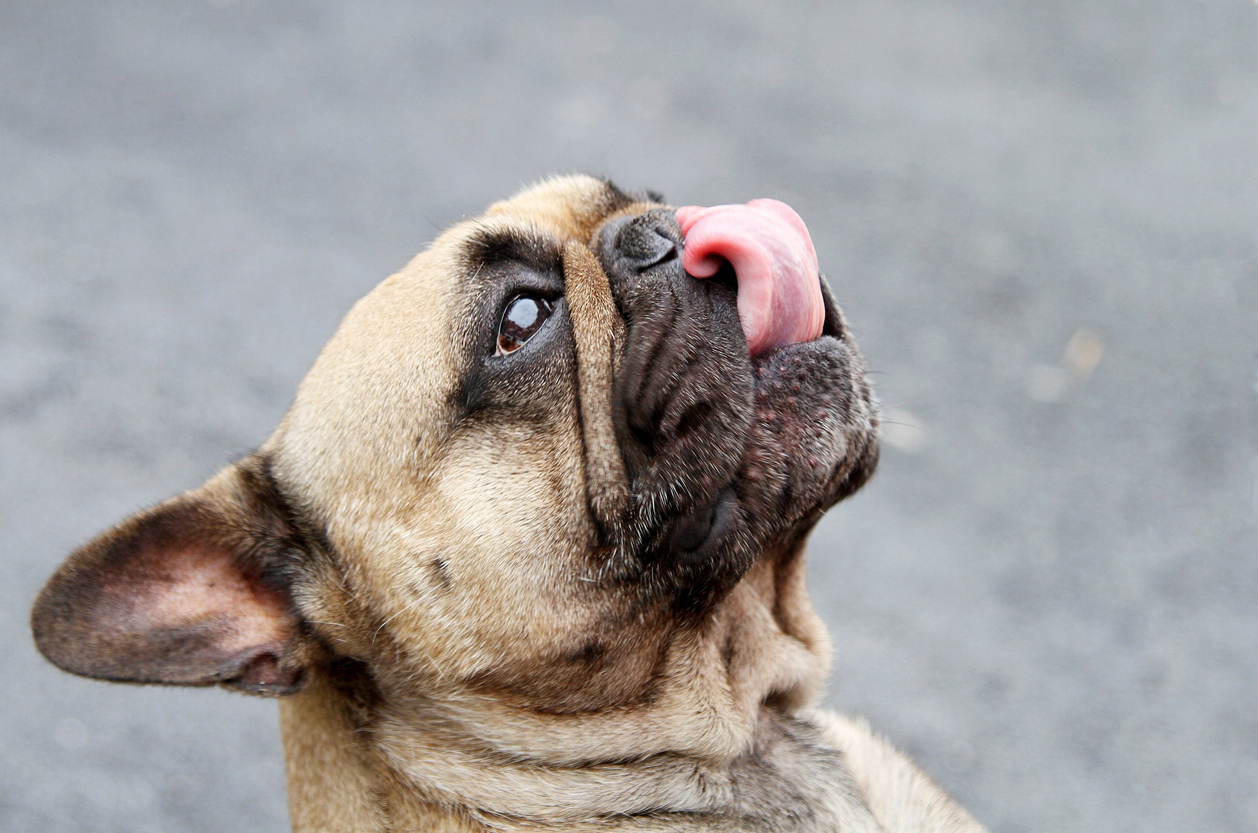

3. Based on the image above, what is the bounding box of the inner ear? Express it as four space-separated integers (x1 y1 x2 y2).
31 460 315 696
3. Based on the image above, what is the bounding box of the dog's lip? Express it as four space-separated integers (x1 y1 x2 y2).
676 200 825 357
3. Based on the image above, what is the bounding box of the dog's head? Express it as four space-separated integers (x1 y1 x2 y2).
32 176 877 718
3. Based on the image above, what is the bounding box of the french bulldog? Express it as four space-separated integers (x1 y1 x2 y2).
33 176 985 832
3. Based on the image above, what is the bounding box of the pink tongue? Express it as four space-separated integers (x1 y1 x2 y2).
676 200 824 357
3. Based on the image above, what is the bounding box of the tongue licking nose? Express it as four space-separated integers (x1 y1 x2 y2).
676 199 825 358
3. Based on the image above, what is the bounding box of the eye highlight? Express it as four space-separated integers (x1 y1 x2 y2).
496 294 553 356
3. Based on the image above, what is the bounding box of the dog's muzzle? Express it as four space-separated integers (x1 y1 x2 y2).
588 204 878 614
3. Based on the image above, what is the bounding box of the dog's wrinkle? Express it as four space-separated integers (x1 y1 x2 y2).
653 353 727 441
463 226 565 279
618 289 680 421
673 400 714 441
617 306 689 437
638 335 701 435
462 646 664 715
614 287 746 463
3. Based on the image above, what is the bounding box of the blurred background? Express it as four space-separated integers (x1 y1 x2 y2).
3 1 1257 830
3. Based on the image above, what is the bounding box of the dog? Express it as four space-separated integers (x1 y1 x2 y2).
32 176 987 832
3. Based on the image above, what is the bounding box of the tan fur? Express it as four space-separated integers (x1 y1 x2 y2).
33 175 988 832
816 714 986 833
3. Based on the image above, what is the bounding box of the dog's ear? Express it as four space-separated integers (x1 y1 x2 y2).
31 457 316 696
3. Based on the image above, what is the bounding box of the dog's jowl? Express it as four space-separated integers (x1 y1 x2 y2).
32 176 986 832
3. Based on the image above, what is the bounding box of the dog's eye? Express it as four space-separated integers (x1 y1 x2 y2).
497 294 553 356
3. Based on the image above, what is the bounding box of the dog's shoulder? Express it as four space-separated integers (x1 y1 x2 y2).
806 711 988 833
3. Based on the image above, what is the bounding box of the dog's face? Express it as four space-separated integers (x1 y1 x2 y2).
32 176 878 717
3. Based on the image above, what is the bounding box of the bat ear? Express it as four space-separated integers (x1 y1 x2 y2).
31 457 318 696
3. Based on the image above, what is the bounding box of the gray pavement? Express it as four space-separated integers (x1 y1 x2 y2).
3 2 1257 831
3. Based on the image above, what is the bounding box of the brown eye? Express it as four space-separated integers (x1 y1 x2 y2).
496 294 553 355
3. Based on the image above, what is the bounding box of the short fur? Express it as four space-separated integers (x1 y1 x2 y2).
32 176 986 832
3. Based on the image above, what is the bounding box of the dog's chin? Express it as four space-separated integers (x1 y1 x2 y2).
676 336 875 612
743 274 876 518
595 210 878 615
744 332 869 522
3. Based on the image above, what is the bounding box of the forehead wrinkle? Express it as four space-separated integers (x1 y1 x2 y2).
461 221 564 283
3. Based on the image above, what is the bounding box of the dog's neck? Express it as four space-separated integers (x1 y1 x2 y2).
280 552 850 832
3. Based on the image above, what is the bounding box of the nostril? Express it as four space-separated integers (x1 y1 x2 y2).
615 216 680 271
648 245 678 269
622 229 676 269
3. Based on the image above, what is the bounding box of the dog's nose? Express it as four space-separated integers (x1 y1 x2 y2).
598 209 682 274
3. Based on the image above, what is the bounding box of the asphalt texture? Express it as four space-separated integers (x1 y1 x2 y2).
3 2 1257 831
